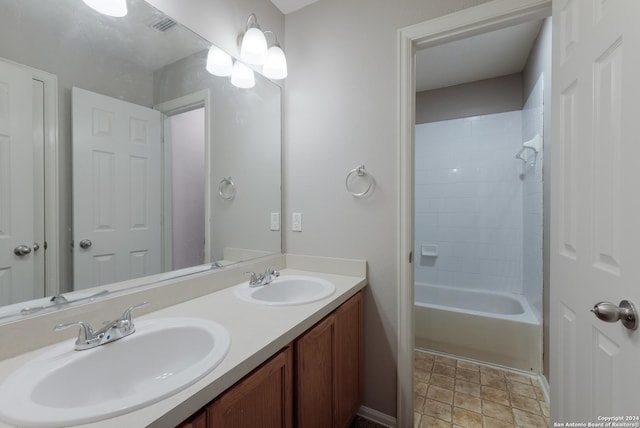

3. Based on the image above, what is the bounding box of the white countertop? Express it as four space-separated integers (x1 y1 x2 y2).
0 265 367 428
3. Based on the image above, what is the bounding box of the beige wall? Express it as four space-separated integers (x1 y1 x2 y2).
415 73 523 124
284 0 492 417
523 16 552 381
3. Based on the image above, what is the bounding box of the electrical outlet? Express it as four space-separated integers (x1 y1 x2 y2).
292 212 302 232
270 212 280 231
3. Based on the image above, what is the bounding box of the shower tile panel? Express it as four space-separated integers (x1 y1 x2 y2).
522 75 545 317
414 111 523 293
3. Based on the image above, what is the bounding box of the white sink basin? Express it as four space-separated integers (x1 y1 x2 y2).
0 317 230 427
235 275 335 306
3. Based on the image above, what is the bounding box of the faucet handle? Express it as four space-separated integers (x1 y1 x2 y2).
244 271 259 285
264 266 280 277
54 321 96 343
120 301 150 324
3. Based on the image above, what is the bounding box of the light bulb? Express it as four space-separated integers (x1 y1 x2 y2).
240 27 268 65
262 46 288 80
82 0 128 17
231 62 255 89
206 46 233 77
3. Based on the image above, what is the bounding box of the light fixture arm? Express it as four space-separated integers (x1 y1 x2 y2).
244 13 261 32
263 30 281 48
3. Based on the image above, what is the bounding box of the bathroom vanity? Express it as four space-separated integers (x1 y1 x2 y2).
179 291 363 428
0 255 366 428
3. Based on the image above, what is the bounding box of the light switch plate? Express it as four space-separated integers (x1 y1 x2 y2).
292 212 302 232
270 213 280 231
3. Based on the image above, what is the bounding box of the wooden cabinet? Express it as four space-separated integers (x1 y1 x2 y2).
208 346 293 428
296 291 364 428
295 314 336 427
177 291 363 428
335 291 364 428
177 409 206 428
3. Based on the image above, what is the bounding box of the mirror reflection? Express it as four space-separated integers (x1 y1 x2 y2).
0 0 282 319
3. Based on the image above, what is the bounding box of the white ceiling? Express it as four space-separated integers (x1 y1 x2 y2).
415 19 544 92
11 0 209 72
270 0 321 14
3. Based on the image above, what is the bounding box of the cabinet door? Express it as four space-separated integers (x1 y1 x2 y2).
335 291 363 428
208 346 293 428
295 314 336 428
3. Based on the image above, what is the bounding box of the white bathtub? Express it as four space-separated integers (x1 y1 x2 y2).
414 282 542 372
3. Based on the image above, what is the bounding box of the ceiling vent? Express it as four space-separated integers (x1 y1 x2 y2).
149 17 177 33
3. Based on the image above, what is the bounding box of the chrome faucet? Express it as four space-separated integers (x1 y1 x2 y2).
54 302 149 351
244 266 280 287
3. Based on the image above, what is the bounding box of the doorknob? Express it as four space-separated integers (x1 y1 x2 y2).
79 239 92 249
591 300 638 331
14 245 32 256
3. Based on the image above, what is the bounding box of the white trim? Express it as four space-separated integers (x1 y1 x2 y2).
154 89 212 269
33 70 59 297
538 373 550 404
396 1 551 426
357 405 396 428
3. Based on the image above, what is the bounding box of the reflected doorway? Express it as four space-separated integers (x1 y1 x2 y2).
165 107 205 270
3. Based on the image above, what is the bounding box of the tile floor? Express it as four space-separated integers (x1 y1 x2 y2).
414 350 549 428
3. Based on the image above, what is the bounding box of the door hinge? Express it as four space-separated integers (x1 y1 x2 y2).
409 251 413 264
43 241 48 250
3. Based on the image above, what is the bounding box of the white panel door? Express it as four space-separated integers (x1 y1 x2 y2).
72 87 162 289
551 0 640 421
0 59 36 306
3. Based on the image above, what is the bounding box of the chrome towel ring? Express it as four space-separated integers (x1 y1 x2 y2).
345 165 374 198
219 176 236 200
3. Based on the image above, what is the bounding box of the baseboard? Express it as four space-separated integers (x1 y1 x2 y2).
537 373 550 404
357 405 397 428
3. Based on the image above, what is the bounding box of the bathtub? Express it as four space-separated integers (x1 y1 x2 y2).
414 282 542 372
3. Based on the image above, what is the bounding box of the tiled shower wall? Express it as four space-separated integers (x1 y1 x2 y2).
521 75 544 321
414 111 524 294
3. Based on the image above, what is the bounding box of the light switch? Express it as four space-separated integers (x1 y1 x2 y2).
270 212 280 231
292 212 302 232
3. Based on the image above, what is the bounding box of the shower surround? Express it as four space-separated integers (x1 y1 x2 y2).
414 76 544 371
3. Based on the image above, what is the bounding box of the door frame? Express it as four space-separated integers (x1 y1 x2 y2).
395 0 551 425
154 89 212 270
35 69 59 297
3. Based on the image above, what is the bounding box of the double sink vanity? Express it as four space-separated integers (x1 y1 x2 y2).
0 254 367 427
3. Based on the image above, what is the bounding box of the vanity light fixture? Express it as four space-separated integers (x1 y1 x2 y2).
206 46 233 77
81 0 128 17
262 31 288 80
239 14 268 65
230 61 256 89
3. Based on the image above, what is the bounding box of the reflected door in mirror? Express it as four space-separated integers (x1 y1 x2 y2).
0 59 45 305
72 87 162 289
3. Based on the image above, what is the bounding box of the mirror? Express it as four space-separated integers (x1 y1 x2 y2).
0 0 282 320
